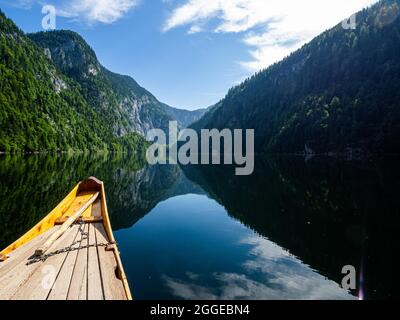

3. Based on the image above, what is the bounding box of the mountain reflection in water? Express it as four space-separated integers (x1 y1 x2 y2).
1 154 398 299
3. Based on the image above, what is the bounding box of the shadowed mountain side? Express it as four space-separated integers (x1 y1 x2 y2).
192 0 400 155
181 156 400 299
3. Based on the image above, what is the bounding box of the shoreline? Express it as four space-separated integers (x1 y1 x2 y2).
0 150 399 160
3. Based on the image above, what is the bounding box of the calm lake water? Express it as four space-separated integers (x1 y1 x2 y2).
0 154 399 299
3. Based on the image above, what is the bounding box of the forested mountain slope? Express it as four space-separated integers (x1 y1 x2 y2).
28 30 205 134
0 10 204 153
0 10 147 153
193 0 400 155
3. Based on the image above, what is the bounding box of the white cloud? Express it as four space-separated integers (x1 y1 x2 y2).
9 0 139 24
163 235 355 300
1 0 34 9
57 0 139 24
164 0 379 72
187 25 203 34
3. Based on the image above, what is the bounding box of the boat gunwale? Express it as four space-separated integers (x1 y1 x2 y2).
99 181 132 300
0 177 132 300
0 183 80 260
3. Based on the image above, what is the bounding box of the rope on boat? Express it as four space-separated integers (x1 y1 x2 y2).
26 220 116 265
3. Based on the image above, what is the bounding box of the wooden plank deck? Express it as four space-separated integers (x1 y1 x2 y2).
0 178 130 301
0 222 127 300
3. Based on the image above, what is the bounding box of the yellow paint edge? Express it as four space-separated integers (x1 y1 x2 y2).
0 183 80 260
100 182 133 300
0 179 133 301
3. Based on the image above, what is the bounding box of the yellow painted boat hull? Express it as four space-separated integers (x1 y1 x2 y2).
0 177 132 300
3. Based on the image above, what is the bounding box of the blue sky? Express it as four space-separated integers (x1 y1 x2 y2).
0 0 377 110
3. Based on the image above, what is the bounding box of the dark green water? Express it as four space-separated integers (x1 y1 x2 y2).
0 154 399 299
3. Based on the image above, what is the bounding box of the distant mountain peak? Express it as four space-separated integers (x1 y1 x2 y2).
28 29 207 137
0 11 206 152
28 30 100 80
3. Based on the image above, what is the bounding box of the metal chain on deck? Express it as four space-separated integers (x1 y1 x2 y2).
26 220 116 265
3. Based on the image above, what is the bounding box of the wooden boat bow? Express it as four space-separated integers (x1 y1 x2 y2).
0 177 132 300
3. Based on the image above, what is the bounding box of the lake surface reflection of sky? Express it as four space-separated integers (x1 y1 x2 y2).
115 194 354 300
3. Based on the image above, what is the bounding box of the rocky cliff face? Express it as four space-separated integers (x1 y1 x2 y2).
0 10 148 153
29 30 206 136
